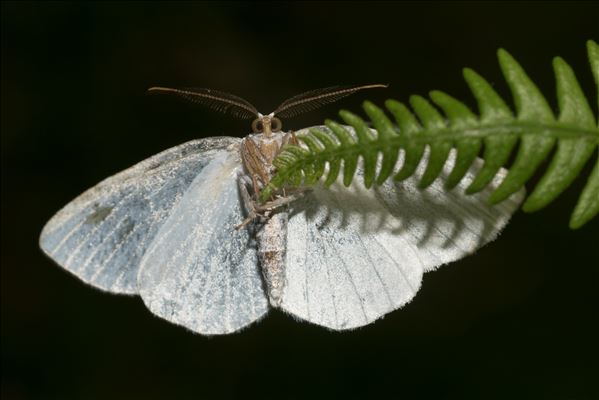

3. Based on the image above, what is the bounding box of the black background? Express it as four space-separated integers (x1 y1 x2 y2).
2 2 598 399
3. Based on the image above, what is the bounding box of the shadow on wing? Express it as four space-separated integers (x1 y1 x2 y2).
287 149 524 252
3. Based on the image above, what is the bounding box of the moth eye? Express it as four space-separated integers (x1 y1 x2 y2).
271 117 282 132
251 119 263 133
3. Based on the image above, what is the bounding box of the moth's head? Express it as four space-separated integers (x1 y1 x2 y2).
251 113 283 136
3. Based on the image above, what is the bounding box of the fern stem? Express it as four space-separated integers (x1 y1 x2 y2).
260 122 598 202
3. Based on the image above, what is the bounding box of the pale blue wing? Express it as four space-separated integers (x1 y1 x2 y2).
281 181 424 331
280 129 524 330
137 151 268 335
39 137 241 294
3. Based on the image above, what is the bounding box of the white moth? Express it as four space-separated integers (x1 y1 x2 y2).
39 85 524 335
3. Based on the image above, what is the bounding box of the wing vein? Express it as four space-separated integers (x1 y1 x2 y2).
358 234 396 307
372 235 417 295
89 218 137 282
316 225 369 323
323 237 340 327
64 189 138 270
303 220 311 320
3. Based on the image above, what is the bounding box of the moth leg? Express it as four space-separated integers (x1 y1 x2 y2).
238 177 255 213
289 131 299 146
235 215 255 231
256 187 312 212
236 177 260 230
280 131 299 148
236 206 270 231
236 181 311 230
251 173 262 199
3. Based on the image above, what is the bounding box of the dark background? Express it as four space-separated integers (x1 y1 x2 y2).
2 2 598 399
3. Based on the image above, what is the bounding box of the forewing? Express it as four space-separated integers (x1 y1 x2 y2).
39 137 241 294
137 151 268 335
280 147 524 331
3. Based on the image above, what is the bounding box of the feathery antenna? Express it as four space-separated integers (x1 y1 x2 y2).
147 87 259 119
272 84 388 118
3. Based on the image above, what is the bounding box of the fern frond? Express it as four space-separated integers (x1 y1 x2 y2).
261 41 599 229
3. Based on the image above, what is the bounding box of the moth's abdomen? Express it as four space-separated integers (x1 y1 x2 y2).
256 212 288 307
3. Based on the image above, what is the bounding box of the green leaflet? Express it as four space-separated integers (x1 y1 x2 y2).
262 41 599 229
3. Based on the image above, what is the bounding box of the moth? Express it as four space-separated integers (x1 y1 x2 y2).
39 84 524 335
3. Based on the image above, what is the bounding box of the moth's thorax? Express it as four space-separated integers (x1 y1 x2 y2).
247 131 287 165
240 131 291 194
